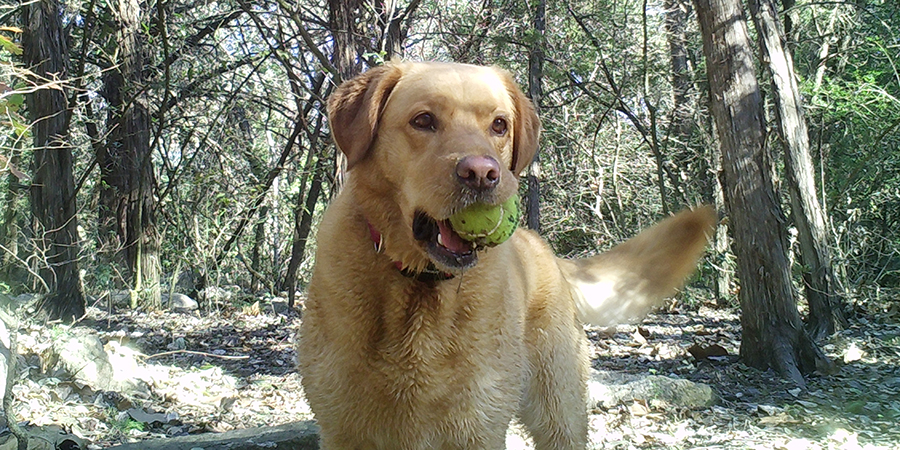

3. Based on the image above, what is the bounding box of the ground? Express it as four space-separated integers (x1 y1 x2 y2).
6 292 900 449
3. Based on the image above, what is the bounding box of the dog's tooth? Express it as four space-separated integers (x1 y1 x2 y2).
437 233 444 247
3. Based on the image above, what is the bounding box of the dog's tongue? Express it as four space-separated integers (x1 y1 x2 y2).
437 220 473 254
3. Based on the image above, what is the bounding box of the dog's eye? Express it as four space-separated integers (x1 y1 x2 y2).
491 117 508 136
411 112 437 131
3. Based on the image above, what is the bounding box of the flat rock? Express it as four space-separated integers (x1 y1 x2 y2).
49 328 149 397
51 328 116 391
589 369 718 409
164 292 199 311
106 420 320 450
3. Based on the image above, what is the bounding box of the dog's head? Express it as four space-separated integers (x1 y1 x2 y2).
328 62 540 273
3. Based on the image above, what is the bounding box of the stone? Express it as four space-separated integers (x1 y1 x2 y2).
105 420 320 450
50 328 150 397
588 369 718 410
163 293 198 312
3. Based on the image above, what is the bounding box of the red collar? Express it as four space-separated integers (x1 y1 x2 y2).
366 221 454 282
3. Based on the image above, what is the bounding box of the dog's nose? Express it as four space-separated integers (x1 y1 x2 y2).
456 155 500 191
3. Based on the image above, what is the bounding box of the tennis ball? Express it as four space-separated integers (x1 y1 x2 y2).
449 196 520 246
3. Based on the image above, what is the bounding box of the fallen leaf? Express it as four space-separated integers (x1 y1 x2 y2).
629 400 651 416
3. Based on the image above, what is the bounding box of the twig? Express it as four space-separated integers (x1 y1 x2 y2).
0 243 49 292
141 349 249 361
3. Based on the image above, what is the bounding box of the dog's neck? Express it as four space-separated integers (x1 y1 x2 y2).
365 220 455 283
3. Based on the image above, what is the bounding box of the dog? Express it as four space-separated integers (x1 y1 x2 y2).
297 61 715 449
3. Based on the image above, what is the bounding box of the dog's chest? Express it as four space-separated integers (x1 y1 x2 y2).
371 279 520 363
358 278 527 404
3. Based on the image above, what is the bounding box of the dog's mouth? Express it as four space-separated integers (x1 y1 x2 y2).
412 211 478 271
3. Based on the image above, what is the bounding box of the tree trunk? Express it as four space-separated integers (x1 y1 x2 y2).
713 166 733 306
665 0 693 143
329 0 363 192
21 0 86 323
251 205 268 293
748 0 845 339
524 0 544 232
694 0 833 386
1 156 22 286
99 0 160 308
285 156 326 309
667 0 733 305
329 0 362 82
284 77 330 308
811 5 839 103
664 0 714 204
379 0 422 61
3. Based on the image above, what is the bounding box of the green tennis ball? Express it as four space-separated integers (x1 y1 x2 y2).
449 196 520 246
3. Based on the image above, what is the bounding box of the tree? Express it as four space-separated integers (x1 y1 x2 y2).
284 75 331 307
98 0 161 308
524 0 545 232
662 0 733 306
748 0 845 339
21 0 86 322
375 0 422 61
694 0 833 385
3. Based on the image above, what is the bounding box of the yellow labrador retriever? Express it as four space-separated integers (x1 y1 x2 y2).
298 61 715 449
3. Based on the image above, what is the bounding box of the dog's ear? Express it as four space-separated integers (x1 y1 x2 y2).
506 76 541 176
327 65 402 169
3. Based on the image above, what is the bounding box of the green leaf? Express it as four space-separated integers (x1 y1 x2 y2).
0 35 21 55
7 93 23 108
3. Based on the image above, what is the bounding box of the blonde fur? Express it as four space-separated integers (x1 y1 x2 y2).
297 62 715 449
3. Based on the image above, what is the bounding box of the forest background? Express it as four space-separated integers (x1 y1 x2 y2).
0 0 899 447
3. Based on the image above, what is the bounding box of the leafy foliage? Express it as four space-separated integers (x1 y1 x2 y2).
0 0 896 313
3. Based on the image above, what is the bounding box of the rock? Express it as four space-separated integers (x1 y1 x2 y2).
0 424 84 450
269 297 294 315
588 369 718 410
12 293 40 306
199 286 238 305
104 341 152 398
106 420 320 450
49 328 149 397
163 293 198 312
166 337 186 351
175 269 201 295
105 290 133 308
50 328 116 391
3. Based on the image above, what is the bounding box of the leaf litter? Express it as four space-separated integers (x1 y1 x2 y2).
4 294 900 449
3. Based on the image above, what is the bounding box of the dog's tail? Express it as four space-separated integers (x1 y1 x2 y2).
557 206 717 327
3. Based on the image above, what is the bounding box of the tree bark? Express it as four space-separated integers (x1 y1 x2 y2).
378 0 422 61
1 156 22 285
284 76 330 308
664 0 731 305
329 0 364 192
99 0 161 308
665 0 693 143
748 0 845 339
285 155 326 309
22 0 86 323
664 0 714 204
524 0 544 232
811 5 839 103
694 0 833 386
